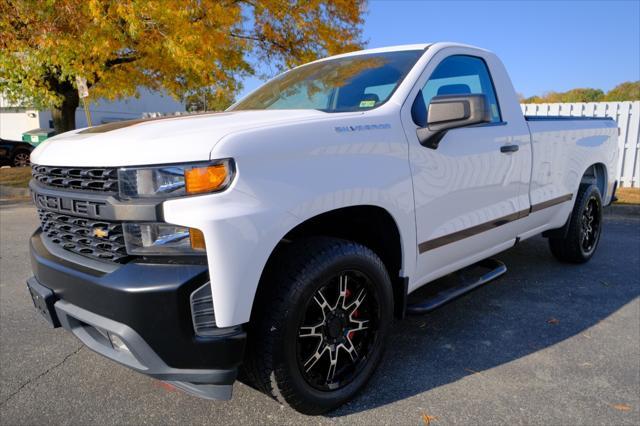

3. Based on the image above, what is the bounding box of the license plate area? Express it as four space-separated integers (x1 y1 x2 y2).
27 278 61 328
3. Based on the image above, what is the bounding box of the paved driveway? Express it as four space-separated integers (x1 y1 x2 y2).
1 201 638 425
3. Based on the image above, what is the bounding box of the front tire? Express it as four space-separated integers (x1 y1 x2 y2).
243 237 393 415
548 184 603 263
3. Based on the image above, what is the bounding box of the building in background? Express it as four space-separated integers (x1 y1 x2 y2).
0 89 184 141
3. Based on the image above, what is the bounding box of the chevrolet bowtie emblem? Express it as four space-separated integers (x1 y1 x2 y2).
92 227 109 238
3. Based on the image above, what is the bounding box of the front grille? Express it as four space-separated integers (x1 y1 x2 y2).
38 209 130 263
190 283 216 336
32 164 119 193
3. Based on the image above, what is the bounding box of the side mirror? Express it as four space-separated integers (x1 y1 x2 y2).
413 93 491 149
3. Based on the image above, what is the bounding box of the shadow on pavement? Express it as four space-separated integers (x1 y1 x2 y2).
325 214 640 416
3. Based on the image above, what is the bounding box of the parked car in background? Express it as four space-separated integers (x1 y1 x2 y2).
0 138 33 167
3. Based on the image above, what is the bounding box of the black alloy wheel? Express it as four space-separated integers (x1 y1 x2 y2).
580 195 600 255
548 183 603 263
242 237 393 415
297 270 379 391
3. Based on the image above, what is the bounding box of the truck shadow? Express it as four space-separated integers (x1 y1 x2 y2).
327 214 640 416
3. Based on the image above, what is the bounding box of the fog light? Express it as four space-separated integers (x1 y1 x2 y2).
123 223 205 255
108 332 131 354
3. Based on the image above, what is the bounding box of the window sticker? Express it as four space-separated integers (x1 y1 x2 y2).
359 100 376 108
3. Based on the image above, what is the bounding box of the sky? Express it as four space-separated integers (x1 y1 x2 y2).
239 0 640 99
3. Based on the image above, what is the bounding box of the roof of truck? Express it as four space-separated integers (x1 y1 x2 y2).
310 43 432 64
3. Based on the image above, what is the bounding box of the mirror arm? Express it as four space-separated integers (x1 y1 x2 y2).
416 127 447 149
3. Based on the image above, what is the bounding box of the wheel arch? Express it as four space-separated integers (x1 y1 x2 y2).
580 163 607 199
544 163 608 239
253 205 408 321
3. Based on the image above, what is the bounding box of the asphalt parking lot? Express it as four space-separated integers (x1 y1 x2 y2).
1 201 638 425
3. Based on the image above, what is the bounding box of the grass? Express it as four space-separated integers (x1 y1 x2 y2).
0 166 31 188
615 187 640 205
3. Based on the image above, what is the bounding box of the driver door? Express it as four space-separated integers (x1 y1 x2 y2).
402 52 530 290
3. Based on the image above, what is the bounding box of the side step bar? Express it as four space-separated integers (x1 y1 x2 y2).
406 258 507 315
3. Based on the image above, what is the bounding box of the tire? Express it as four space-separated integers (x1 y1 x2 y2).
548 184 603 263
242 237 394 415
11 149 31 167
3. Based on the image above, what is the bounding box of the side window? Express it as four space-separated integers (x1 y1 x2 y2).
421 55 502 123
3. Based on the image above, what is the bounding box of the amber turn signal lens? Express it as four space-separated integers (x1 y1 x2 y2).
189 228 206 250
185 164 228 194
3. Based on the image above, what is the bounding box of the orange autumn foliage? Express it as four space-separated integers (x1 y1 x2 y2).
0 0 365 131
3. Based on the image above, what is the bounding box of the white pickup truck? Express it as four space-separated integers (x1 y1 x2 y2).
27 43 618 414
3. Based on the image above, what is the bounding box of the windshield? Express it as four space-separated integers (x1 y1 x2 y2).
230 50 423 113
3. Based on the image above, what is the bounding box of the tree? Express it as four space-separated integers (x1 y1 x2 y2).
560 88 604 103
522 95 543 104
604 81 640 101
523 82 640 104
184 89 237 113
0 0 365 132
527 88 604 103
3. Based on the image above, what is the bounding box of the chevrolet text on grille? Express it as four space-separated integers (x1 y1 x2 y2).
33 193 105 217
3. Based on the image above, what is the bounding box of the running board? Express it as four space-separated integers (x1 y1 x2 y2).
406 258 507 315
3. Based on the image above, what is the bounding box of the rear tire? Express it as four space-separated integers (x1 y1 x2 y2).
243 237 393 415
548 184 603 263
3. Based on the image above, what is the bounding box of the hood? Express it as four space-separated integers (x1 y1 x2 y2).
31 110 329 167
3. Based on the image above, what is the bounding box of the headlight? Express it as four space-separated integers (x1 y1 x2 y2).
123 223 206 256
119 160 230 255
118 159 235 199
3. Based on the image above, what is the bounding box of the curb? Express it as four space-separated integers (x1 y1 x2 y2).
606 203 640 217
0 185 30 199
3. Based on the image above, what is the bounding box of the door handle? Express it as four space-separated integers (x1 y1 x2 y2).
500 144 519 153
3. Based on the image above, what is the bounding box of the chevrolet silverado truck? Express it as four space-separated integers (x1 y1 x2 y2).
26 43 618 414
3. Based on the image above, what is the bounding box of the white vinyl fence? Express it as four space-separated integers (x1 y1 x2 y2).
521 101 640 188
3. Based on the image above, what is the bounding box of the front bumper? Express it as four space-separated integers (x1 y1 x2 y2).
28 229 246 400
